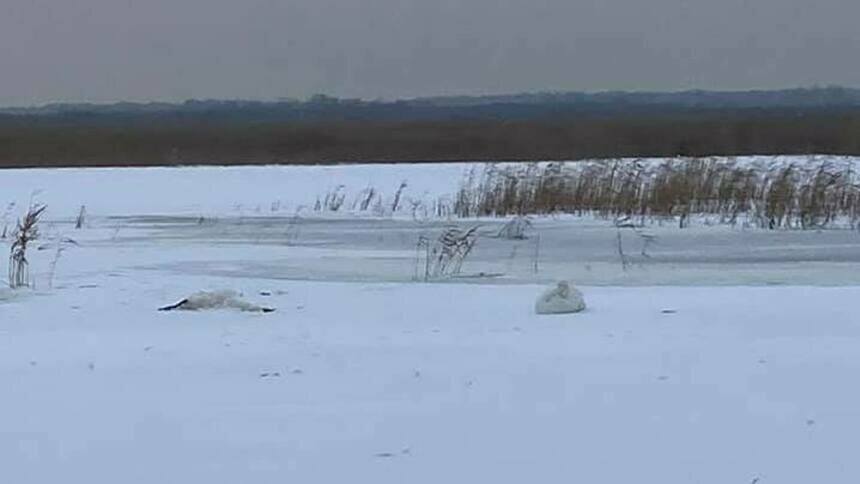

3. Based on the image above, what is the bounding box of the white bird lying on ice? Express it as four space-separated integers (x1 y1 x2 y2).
535 281 586 315
159 290 275 313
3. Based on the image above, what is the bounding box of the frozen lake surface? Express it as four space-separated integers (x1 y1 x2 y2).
2 160 860 483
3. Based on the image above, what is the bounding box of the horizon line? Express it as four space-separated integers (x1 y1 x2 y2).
2 84 856 112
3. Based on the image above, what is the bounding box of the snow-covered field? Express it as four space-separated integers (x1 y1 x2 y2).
1 154 855 219
3 160 860 483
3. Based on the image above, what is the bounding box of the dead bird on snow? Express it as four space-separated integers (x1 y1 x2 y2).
159 290 275 313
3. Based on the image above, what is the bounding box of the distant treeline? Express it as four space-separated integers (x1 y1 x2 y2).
2 88 860 167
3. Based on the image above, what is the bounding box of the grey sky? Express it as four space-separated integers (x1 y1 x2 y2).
2 0 858 106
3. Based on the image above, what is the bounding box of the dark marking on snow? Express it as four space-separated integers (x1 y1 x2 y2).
657 375 669 381
291 368 304 375
259 371 282 379
259 291 272 296
375 449 410 459
806 419 816 426
758 359 767 364
87 362 95 371
29 360 37 367
413 370 421 378
143 346 154 352
661 309 677 314
751 478 760 484
78 284 99 289
158 298 189 311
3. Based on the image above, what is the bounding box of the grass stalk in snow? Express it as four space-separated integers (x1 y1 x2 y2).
75 205 87 229
415 226 480 281
454 157 860 230
9 203 46 289
391 181 407 213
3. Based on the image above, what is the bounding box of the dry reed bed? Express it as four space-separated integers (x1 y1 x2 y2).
454 157 860 229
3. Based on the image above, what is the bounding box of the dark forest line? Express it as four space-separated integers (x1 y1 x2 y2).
1 109 859 168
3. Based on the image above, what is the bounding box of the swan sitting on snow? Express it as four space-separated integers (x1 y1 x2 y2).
535 281 586 315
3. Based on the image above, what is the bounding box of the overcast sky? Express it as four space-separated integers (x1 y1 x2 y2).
2 0 858 106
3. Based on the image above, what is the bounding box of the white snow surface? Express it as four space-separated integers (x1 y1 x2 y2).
0 162 471 218
4 277 860 483
0 155 857 218
2 159 860 483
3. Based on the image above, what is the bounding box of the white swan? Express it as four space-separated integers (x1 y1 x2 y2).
535 281 586 315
